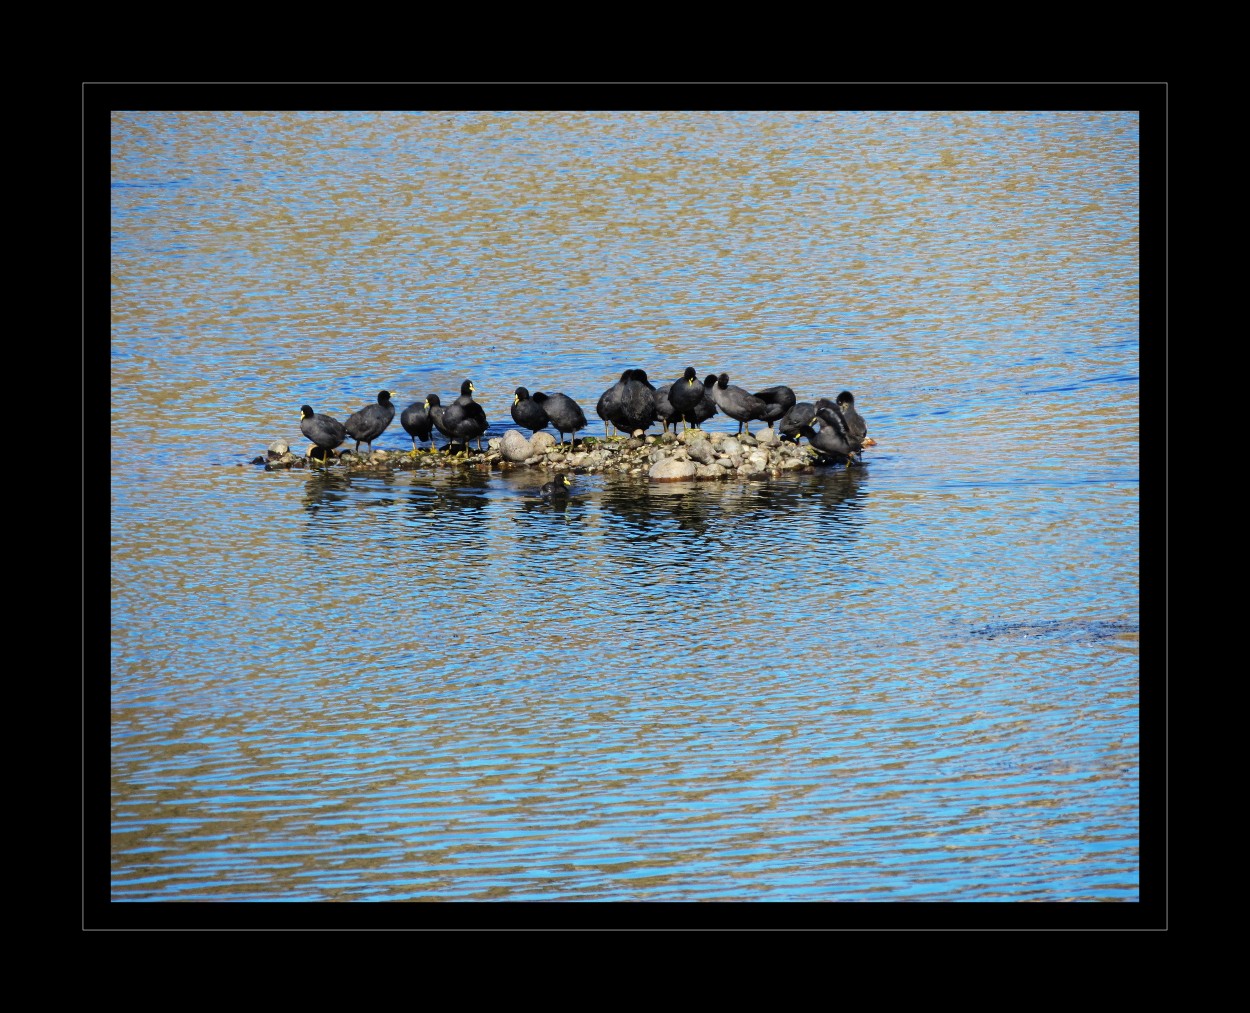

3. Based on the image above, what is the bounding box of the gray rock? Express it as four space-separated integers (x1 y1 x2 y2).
650 446 688 463
267 439 290 460
531 432 558 454
500 430 536 462
755 427 777 445
687 440 717 465
719 437 742 458
650 458 697 481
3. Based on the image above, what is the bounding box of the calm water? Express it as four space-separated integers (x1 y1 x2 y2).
104 108 1145 912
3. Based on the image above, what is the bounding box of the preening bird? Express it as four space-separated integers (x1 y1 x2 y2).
752 385 797 429
426 393 452 447
801 401 862 463
836 390 873 448
687 375 720 429
779 398 836 443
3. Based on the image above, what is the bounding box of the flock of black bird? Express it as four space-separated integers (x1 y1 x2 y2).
298 368 872 466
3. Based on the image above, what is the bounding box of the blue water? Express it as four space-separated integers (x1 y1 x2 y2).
102 106 1148 913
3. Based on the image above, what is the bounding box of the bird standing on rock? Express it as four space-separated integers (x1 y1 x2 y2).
616 368 658 436
440 383 488 454
511 386 550 436
597 370 633 438
668 367 707 431
711 373 768 435
426 393 452 450
442 380 488 453
400 397 435 454
344 389 396 454
533 392 587 448
300 405 347 462
688 374 720 429
655 383 678 435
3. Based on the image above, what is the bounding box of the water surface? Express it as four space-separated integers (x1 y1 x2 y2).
105 107 1145 912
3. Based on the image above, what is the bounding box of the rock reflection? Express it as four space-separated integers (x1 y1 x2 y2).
596 466 868 548
405 468 494 518
598 477 719 542
300 469 355 517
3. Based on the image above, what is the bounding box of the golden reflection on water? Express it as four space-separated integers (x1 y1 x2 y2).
109 109 1142 904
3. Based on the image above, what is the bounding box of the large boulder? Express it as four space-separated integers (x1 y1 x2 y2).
649 457 698 482
500 430 536 462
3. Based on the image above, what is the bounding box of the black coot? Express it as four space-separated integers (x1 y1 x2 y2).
344 389 396 453
400 398 435 453
668 367 705 430
511 386 550 435
711 373 767 435
801 401 862 463
441 400 488 454
539 473 572 499
655 383 678 435
596 370 633 438
836 390 872 448
752 385 797 429
533 392 587 448
616 368 658 436
299 405 347 460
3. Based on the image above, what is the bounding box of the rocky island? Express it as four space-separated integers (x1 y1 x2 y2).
255 426 860 481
